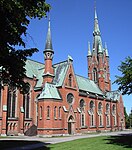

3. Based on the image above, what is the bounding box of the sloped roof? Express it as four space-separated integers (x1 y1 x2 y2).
52 61 69 86
76 75 104 95
25 59 44 88
106 90 120 101
25 59 105 96
38 82 61 100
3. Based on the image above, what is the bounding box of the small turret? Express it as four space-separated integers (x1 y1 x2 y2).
43 15 54 84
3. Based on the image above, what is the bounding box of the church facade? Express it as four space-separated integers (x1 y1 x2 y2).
0 10 125 136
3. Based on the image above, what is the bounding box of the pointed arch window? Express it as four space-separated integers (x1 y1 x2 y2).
98 102 102 113
40 106 42 119
106 103 109 113
47 106 50 119
54 106 57 119
68 74 72 87
93 68 98 82
7 86 17 118
80 99 85 111
80 99 85 127
89 101 95 126
58 107 61 119
112 105 116 114
23 83 30 119
98 102 103 126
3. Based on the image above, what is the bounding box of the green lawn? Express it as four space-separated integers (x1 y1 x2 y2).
48 134 132 150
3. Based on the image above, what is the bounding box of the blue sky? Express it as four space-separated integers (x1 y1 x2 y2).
25 0 132 114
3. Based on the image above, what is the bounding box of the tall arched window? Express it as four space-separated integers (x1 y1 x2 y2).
80 99 85 111
90 101 94 111
23 83 30 119
98 102 102 113
106 103 109 113
54 106 57 119
112 104 116 126
40 106 42 119
58 107 61 119
7 86 16 118
93 68 98 82
68 74 72 87
80 99 85 127
47 106 50 118
98 102 103 126
106 103 110 126
90 101 94 126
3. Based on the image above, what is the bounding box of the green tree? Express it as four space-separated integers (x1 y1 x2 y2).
114 56 132 95
0 0 50 90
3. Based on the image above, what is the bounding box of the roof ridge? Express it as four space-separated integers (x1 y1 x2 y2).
75 74 90 80
53 60 68 67
27 58 44 65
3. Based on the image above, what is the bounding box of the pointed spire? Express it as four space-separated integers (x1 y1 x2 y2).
105 42 109 57
88 42 91 56
94 0 97 19
44 14 53 52
93 3 100 36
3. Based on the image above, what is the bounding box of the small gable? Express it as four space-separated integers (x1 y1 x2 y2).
63 60 78 90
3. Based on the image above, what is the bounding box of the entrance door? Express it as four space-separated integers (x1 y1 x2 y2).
68 115 75 134
68 122 72 134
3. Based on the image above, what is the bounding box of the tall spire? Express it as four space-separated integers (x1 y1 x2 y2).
44 14 53 52
93 3 100 36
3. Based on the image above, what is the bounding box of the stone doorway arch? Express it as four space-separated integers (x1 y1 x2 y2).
68 115 75 134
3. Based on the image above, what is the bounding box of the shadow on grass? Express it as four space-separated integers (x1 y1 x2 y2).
106 133 132 148
0 140 50 150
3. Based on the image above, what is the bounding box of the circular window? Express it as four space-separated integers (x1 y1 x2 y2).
67 93 74 104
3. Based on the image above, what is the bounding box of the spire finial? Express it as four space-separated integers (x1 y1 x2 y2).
48 12 50 28
94 0 97 19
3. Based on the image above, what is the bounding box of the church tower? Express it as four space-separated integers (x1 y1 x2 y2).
87 8 111 92
43 16 54 84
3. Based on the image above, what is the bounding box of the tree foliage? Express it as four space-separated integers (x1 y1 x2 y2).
114 56 132 95
0 0 50 89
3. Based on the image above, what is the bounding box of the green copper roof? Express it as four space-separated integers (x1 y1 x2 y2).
25 59 44 88
53 61 69 87
76 75 104 95
38 83 61 100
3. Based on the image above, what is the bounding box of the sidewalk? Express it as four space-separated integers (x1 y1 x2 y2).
0 130 132 150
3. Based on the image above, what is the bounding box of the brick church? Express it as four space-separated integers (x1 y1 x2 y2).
0 9 125 136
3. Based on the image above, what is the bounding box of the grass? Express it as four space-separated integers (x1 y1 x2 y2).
48 134 132 150
0 133 132 150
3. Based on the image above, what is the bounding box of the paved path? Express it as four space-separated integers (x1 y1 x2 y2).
0 130 132 149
